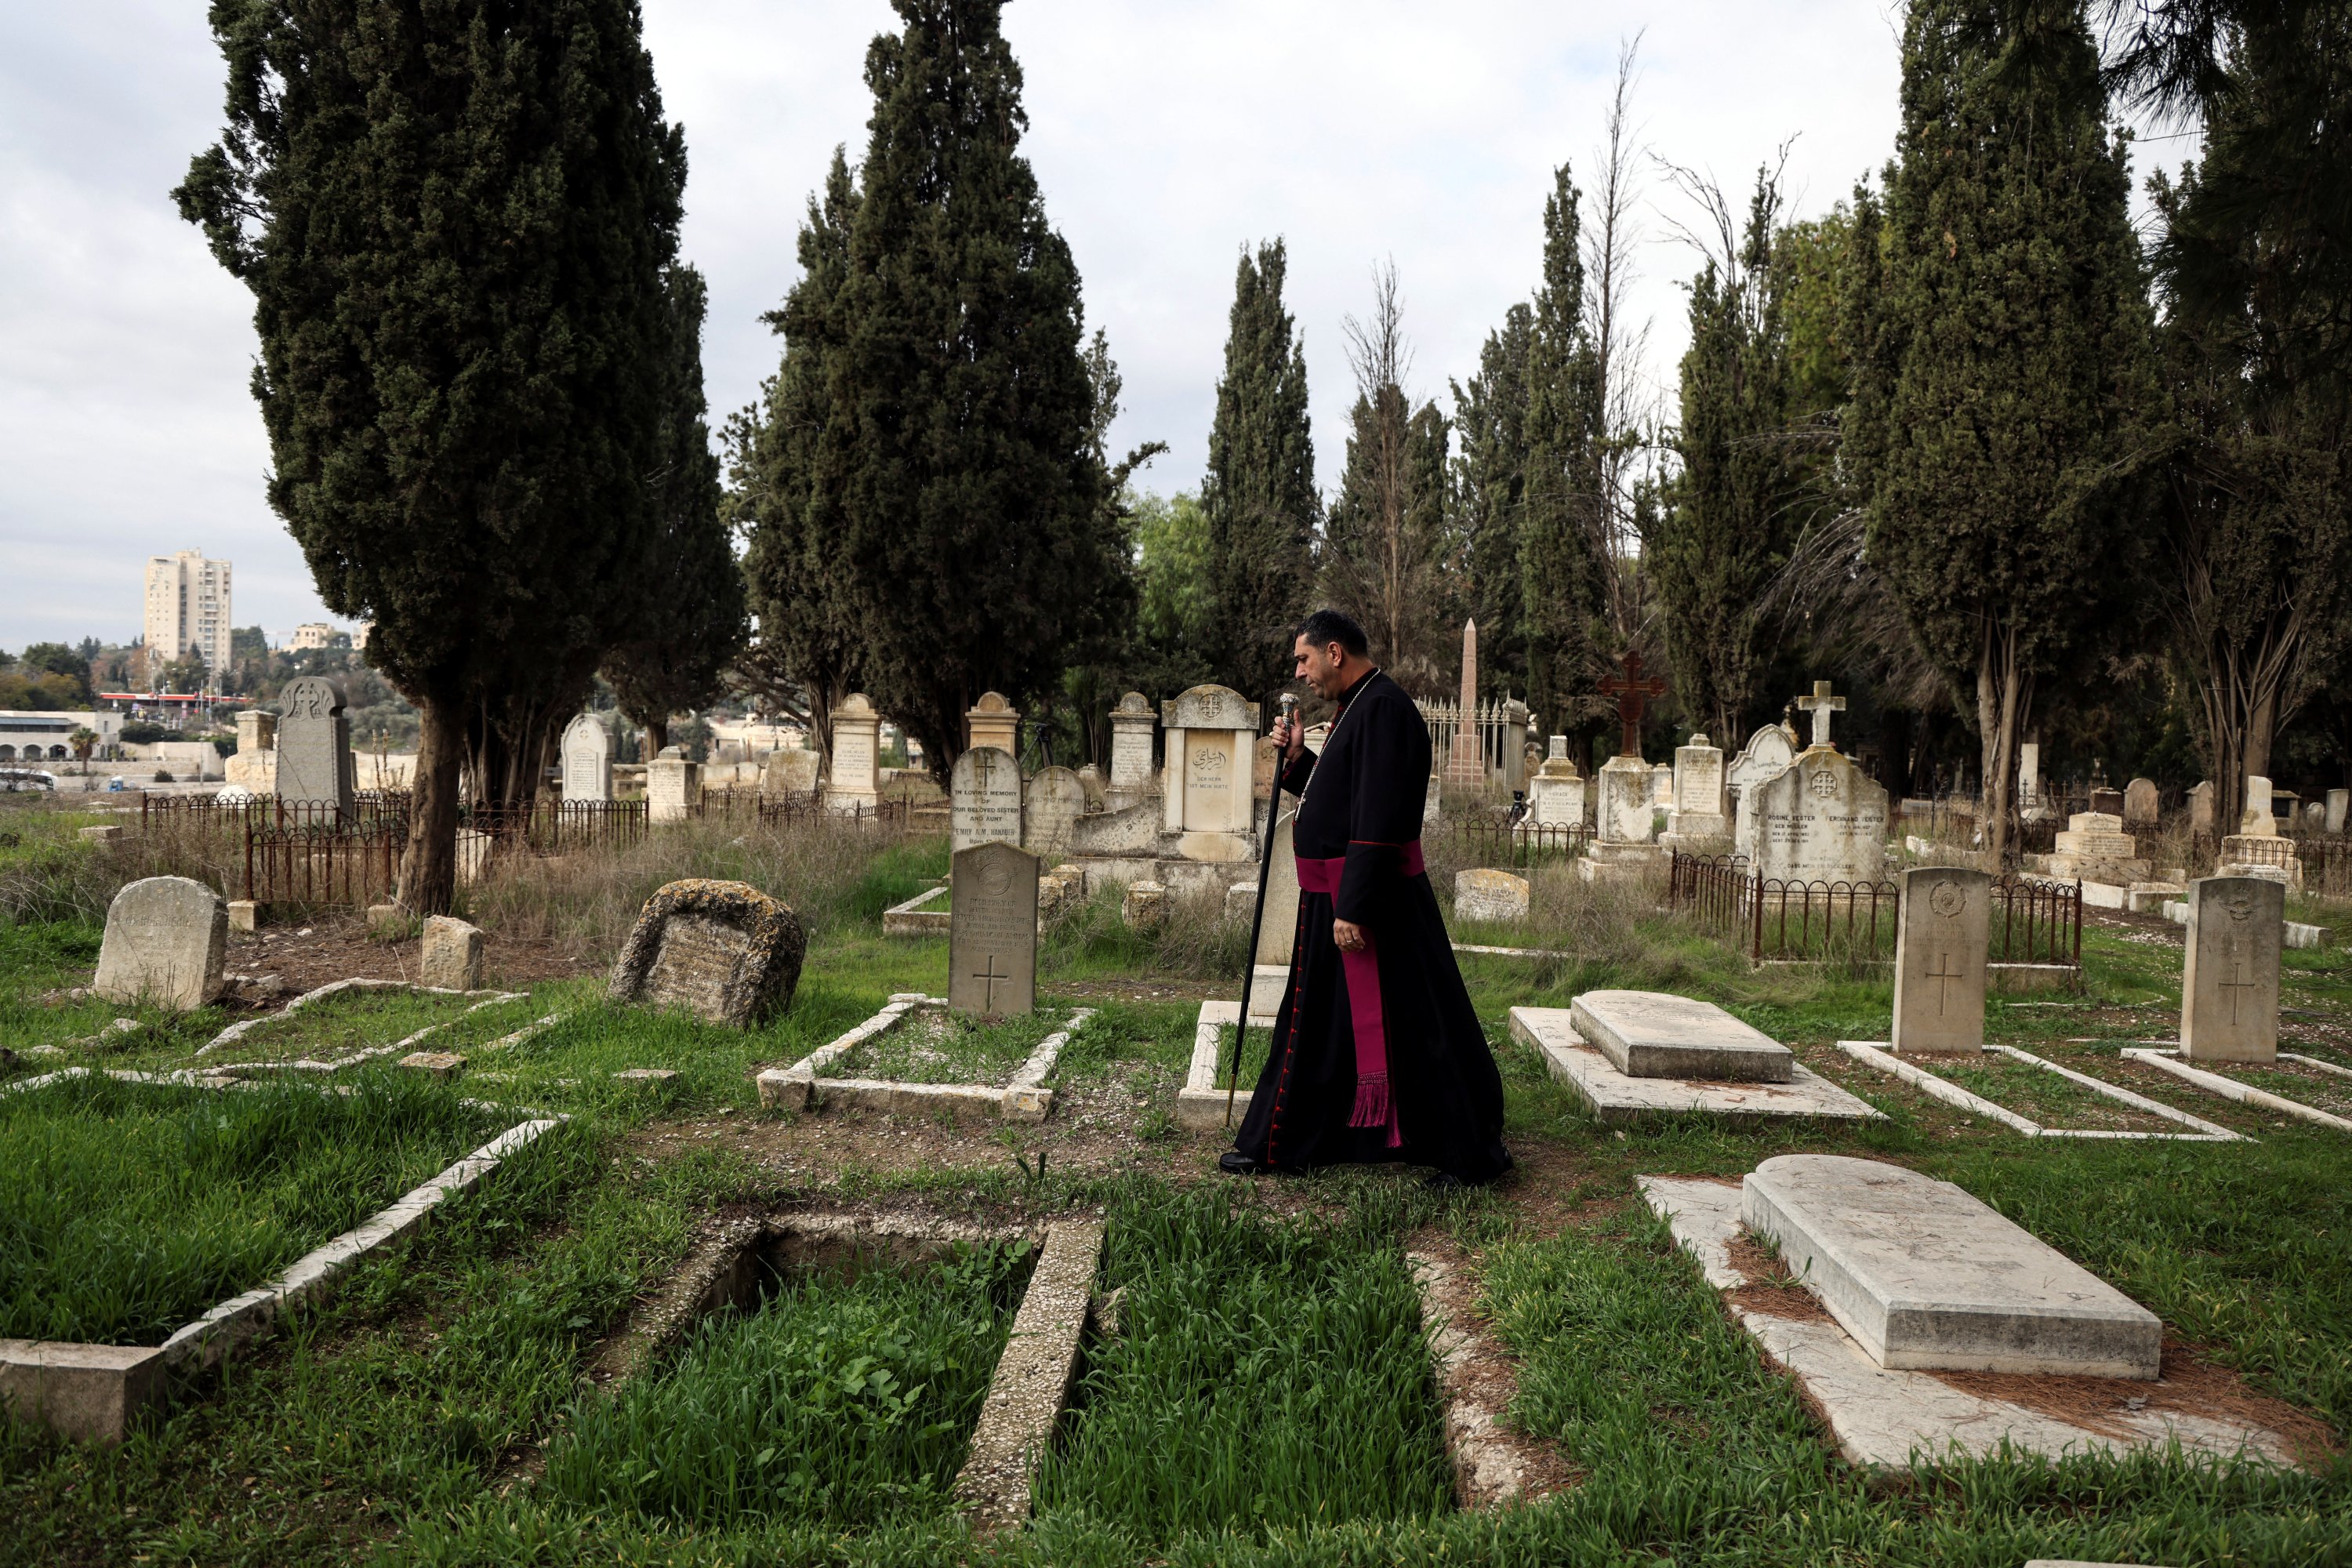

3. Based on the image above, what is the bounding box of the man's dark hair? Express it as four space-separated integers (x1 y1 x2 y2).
1294 608 1369 658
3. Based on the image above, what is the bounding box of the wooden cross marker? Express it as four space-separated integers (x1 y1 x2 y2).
1795 681 1846 750
1598 652 1668 760
971 955 1011 1014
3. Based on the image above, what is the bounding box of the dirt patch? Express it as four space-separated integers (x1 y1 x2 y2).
230 911 600 998
1931 1339 2339 1466
1724 1233 1835 1324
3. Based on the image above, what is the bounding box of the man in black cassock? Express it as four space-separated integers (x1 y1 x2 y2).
1222 609 1512 1187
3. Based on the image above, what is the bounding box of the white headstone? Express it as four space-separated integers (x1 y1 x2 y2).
1527 755 1584 829
1257 811 1300 964
951 745 1024 851
1597 756 1655 844
1651 761 1674 808
826 694 881 813
1023 765 1086 860
967 691 1020 757
646 746 700 823
2330 788 2349 836
1891 866 1989 1055
1668 734 1728 838
1752 749 1889 884
1160 684 1260 862
1107 692 1156 794
2016 740 2042 811
1729 724 1798 858
2241 775 2276 837
1795 681 1846 750
561 713 612 803
93 876 227 1011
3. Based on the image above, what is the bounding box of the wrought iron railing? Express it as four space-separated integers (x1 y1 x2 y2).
1669 851 2077 969
1446 818 1588 869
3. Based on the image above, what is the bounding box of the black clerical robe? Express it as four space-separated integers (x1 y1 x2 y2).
1232 668 1512 1184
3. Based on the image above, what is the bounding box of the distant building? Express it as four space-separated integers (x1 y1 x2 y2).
290 622 336 651
143 550 233 673
0 710 122 765
351 621 371 652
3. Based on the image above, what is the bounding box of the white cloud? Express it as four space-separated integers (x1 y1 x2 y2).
2 1 2169 655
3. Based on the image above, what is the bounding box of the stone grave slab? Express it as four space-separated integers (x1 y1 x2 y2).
419 915 483 991
1891 866 1988 1054
93 876 227 1011
1508 1008 1878 1124
1639 1175 2307 1471
949 841 1039 1018
952 746 1024 853
757 994 1087 1120
2180 875 2282 1063
1742 1154 2161 1377
608 879 805 1028
1568 989 1793 1081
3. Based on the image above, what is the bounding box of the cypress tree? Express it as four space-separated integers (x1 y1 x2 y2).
603 264 747 756
811 0 1118 776
1450 304 1534 699
1201 241 1317 707
1848 0 2158 862
1519 165 1610 736
1650 172 1802 745
176 0 684 911
731 149 866 763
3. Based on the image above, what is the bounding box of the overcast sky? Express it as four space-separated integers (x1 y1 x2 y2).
1 1 2178 655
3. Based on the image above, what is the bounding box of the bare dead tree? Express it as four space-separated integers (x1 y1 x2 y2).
1583 33 1657 650
1327 260 1446 685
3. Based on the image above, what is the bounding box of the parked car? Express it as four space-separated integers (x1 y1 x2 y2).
106 775 125 791
0 768 58 792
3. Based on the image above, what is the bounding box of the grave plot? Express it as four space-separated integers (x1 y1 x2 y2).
0 1069 557 1441
757 997 1091 1121
2122 1046 2352 1132
189 977 525 1073
1640 1158 2318 1469
1839 1040 2241 1141
1029 1188 1456 1544
1507 993 1883 1123
549 1210 1097 1534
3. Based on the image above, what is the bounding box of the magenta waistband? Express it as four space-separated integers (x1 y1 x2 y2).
1294 840 1425 892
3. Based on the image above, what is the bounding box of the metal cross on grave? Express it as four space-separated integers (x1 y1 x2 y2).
1795 681 1846 750
971 954 1011 1014
1598 652 1669 760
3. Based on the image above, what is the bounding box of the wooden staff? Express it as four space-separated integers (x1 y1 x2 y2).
1229 691 1298 1127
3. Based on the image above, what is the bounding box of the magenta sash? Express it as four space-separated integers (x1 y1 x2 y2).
1294 841 1424 1146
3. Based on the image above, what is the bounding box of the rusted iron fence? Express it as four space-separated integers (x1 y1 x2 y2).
463 798 647 855
699 786 937 836
245 820 405 907
1446 818 1588 869
1670 851 2082 970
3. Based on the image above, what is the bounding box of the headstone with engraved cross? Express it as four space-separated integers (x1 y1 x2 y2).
1795 681 1846 751
1892 866 1989 1054
2181 873 2281 1063
949 840 1039 1020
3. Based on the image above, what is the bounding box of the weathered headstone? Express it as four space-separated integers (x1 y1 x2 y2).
2241 775 2276 836
646 746 700 824
1729 724 1798 858
1160 684 1260 862
420 916 485 991
2122 777 2159 829
2016 740 2044 818
2188 779 2215 837
608 878 805 1028
826 694 881 814
561 713 612 804
1121 879 1167 931
1666 733 1728 840
1255 811 1300 964
93 876 227 1011
1501 698 1532 793
1795 681 1846 750
2304 800 2327 833
2089 786 2125 818
1455 869 1530 923
2046 810 2150 885
1073 763 1106 811
1891 866 1989 1055
967 691 1021 758
949 841 1039 1018
1526 742 1584 829
2330 788 2349 835
1596 757 1655 843
1751 750 1889 885
1023 766 1086 860
1106 692 1156 797
275 676 354 818
760 745 819 800
2180 874 2282 1063
1446 619 1484 784
951 745 1024 852
1650 761 1674 808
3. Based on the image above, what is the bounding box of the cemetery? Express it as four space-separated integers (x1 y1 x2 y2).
6 0 2352 1563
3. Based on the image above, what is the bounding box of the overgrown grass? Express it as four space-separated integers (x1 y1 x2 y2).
1033 1182 1453 1543
831 1006 1069 1083
543 1241 1029 1528
0 1071 510 1343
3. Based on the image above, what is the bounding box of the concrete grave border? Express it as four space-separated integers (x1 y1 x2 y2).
0 1067 560 1444
1508 1007 1883 1124
1408 1247 1570 1508
205 991 528 1076
196 976 519 1057
882 884 951 935
756 996 1093 1123
2122 1047 2352 1133
1637 1174 2309 1471
1837 1041 2242 1141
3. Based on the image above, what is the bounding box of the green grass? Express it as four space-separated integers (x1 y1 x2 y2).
829 1006 1067 1084
0 1071 510 1343
1033 1182 1454 1543
542 1240 1029 1528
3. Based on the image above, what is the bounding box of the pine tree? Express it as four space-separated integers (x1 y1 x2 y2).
1519 165 1610 735
731 149 865 764
810 0 1119 777
1848 0 2158 862
176 0 684 910
1650 172 1802 745
603 264 747 756
1202 241 1316 706
1450 305 1534 699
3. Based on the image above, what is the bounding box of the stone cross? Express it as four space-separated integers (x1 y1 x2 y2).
1795 681 1846 750
1598 652 1668 760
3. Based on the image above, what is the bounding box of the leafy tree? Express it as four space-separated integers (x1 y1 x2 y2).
1650 170 1806 745
601 264 747 756
1450 304 1535 700
1201 240 1316 707
1846 0 2159 862
731 147 866 764
18 644 92 702
177 0 687 911
804 0 1121 779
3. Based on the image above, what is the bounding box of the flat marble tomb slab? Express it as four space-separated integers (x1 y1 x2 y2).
1570 989 1794 1081
1508 1008 1880 1123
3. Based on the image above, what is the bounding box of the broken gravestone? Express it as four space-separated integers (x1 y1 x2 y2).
420 915 484 991
93 876 227 1011
608 878 806 1028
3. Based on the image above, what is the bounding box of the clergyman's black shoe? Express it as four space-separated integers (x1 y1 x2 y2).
1424 1170 1469 1193
1218 1150 1265 1177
